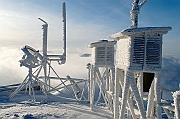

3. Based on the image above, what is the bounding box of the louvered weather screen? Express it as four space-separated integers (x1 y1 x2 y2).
96 46 114 65
108 27 171 72
133 36 161 65
89 40 116 66
133 37 145 65
96 47 105 63
146 37 161 65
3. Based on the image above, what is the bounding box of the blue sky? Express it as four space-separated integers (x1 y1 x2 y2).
0 0 180 57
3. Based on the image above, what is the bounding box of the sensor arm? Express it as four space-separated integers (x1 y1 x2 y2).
139 0 148 9
38 18 48 25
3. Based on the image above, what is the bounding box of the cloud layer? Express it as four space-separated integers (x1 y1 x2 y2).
0 46 91 86
1 47 180 90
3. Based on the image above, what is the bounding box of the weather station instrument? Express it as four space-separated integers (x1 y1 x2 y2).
9 2 88 102
109 0 172 118
88 39 116 111
6 1 180 119
9 2 68 101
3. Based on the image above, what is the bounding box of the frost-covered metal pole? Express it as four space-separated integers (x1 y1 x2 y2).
62 2 66 64
114 69 120 119
154 73 162 119
130 0 148 28
86 63 91 101
38 18 48 92
90 65 95 110
147 80 155 118
29 67 33 96
38 18 48 59
137 72 143 100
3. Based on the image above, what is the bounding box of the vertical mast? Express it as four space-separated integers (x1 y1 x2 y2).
38 18 48 91
62 2 66 64
130 0 148 28
38 18 48 58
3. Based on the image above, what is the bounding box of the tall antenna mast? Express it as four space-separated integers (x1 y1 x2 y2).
62 2 66 64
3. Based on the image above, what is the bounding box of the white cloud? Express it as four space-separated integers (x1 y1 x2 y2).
0 46 91 86
0 47 28 86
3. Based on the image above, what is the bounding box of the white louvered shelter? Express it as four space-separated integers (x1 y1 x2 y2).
109 27 171 72
88 39 116 111
88 40 116 66
109 27 172 119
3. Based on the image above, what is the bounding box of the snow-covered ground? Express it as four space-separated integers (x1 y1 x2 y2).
0 91 113 119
